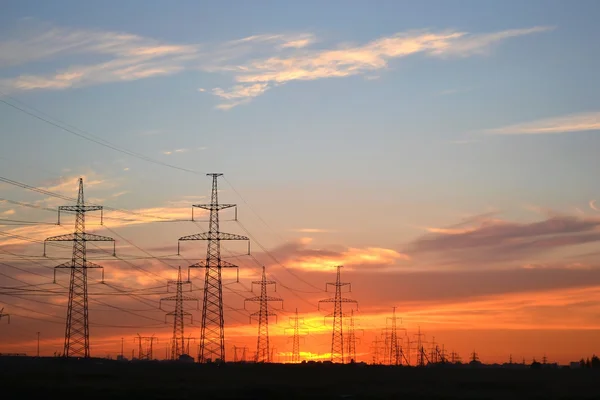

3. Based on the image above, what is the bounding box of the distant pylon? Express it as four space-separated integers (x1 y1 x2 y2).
160 266 198 360
185 335 196 356
386 307 401 365
44 178 115 358
179 173 249 363
346 309 357 363
318 266 358 363
370 336 383 364
285 308 308 363
245 266 282 363
414 326 426 367
134 334 158 360
0 307 9 324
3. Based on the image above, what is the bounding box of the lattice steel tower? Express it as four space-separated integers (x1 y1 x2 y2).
346 309 357 363
178 173 249 363
319 266 357 363
245 266 282 363
387 306 401 365
44 178 115 358
285 308 307 363
160 266 198 360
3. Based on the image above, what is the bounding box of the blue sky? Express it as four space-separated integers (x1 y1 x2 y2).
2 1 600 362
1 0 599 246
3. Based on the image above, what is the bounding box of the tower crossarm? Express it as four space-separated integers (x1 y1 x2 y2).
44 233 115 256
187 259 241 282
178 232 249 254
193 204 236 211
179 232 248 241
53 260 105 283
245 295 284 304
318 297 357 311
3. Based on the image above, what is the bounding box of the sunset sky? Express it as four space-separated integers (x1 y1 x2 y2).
1 0 600 365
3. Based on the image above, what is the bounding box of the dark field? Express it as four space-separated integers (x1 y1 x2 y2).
1 357 599 399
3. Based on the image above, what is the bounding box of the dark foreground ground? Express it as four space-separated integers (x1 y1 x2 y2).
1 357 599 399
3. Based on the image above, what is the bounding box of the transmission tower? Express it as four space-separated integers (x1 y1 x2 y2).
370 336 384 364
160 267 198 360
134 334 158 360
346 309 357 363
414 326 427 367
245 266 282 363
384 307 402 365
179 173 249 363
285 308 308 363
185 335 196 356
318 266 358 363
44 178 115 358
0 307 9 324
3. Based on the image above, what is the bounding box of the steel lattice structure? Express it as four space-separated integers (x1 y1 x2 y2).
319 266 357 363
44 178 115 358
386 306 401 365
179 173 249 363
245 266 282 363
285 308 307 363
134 334 158 360
160 267 198 360
346 309 357 363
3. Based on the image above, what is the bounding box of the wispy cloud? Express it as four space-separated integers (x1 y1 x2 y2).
1 209 16 216
162 148 189 155
406 212 600 269
0 21 552 111
290 228 335 233
0 21 199 92
211 26 552 109
485 111 600 135
263 237 409 272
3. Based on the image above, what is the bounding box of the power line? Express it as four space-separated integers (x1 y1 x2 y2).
0 95 200 175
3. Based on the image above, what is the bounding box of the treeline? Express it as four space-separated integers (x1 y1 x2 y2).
579 355 600 368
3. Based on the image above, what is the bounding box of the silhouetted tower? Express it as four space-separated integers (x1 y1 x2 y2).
179 173 249 363
285 308 307 363
245 266 282 363
346 309 357 363
370 336 383 364
185 335 196 356
44 178 115 358
134 334 158 360
414 326 426 367
0 307 9 324
471 351 480 363
450 350 461 363
160 267 198 360
405 334 412 366
387 307 401 365
318 266 358 363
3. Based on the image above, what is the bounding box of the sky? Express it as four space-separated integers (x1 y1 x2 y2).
1 0 600 364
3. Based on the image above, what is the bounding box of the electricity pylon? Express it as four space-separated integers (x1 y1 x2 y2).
414 326 427 367
160 266 198 360
285 308 308 363
387 307 401 365
318 266 358 363
44 178 115 358
135 334 158 360
370 336 384 364
245 266 282 363
185 335 196 356
346 309 357 363
0 307 9 324
179 173 249 363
